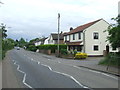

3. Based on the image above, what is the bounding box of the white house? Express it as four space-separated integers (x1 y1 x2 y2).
34 41 41 46
44 33 64 45
44 37 49 44
34 37 47 46
64 19 117 56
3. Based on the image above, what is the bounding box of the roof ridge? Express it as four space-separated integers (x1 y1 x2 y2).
67 19 103 34
79 18 102 27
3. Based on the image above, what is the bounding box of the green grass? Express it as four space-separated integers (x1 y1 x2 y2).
99 53 120 66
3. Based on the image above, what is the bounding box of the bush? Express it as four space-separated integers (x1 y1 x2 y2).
27 45 37 52
74 52 88 59
60 49 68 55
37 44 67 53
73 50 77 56
99 53 120 66
2 39 14 59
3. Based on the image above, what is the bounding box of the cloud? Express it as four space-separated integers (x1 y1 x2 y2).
0 0 119 40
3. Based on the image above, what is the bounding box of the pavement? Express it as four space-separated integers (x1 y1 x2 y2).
2 52 25 88
42 54 120 77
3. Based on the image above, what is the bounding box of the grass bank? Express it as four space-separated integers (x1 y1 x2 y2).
99 52 120 67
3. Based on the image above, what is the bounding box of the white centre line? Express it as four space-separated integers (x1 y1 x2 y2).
12 60 33 88
40 63 89 88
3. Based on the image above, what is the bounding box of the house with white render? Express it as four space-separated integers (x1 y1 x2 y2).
44 33 64 45
63 19 118 56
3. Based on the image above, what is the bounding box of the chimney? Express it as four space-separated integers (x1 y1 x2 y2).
60 31 63 34
70 27 73 31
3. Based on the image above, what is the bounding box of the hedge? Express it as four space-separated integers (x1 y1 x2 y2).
27 45 37 52
37 44 67 53
2 40 14 59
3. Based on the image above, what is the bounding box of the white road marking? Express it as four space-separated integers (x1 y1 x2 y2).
41 64 52 71
12 60 33 88
31 58 33 61
72 65 118 80
26 55 118 80
58 61 61 63
38 62 40 64
72 65 82 69
40 63 88 88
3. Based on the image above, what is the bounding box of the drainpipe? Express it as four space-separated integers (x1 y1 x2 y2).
83 30 86 53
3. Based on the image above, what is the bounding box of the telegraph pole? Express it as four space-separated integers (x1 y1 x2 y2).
57 13 60 57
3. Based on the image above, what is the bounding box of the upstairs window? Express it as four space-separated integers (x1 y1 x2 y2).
65 36 67 41
69 35 70 41
73 34 75 40
93 32 99 39
78 32 81 39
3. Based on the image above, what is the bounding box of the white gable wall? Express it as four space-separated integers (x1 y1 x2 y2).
44 37 49 44
84 19 109 56
35 41 41 46
48 35 54 44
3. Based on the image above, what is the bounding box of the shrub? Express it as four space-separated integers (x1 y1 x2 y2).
2 39 15 59
27 45 37 52
74 52 88 59
37 44 67 53
99 52 120 66
60 49 68 55
73 50 77 56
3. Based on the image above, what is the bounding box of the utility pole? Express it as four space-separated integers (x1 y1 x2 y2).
57 13 60 57
118 1 120 15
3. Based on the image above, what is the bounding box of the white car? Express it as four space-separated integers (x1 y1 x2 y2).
16 47 20 50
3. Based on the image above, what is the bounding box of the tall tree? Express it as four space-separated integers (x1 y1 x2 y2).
19 38 26 47
0 23 7 39
106 15 120 51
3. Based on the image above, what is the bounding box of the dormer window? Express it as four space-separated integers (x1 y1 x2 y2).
93 32 99 39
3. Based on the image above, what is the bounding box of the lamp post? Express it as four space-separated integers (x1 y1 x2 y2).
57 13 60 57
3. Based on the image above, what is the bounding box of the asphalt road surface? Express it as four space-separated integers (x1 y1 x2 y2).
2 49 119 89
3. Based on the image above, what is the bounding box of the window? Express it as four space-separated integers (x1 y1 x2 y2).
73 34 75 40
112 47 116 50
65 36 67 41
78 32 81 39
94 45 99 51
69 35 70 41
93 32 99 39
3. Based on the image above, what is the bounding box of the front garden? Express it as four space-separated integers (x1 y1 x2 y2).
26 44 88 60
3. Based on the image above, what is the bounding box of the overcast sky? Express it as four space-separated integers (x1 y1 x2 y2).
0 0 119 40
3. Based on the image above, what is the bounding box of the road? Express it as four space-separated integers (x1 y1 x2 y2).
2 49 119 89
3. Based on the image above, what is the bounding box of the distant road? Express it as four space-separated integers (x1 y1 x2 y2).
2 49 119 89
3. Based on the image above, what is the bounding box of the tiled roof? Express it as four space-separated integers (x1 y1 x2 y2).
66 19 102 35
